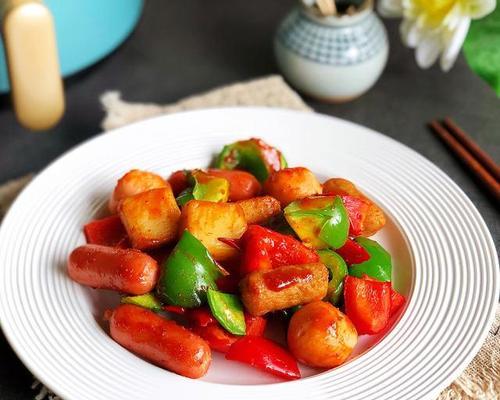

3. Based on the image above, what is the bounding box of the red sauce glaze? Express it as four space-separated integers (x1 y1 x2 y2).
263 266 313 291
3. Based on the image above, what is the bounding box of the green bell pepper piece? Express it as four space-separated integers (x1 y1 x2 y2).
121 293 162 311
176 170 229 206
318 249 348 306
176 187 194 206
156 230 222 308
214 138 287 182
207 289 246 335
284 196 349 249
191 170 229 202
349 237 392 282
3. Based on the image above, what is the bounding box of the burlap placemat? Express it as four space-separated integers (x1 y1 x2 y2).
0 75 497 400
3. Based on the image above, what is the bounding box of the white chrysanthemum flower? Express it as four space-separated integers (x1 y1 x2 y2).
378 0 496 71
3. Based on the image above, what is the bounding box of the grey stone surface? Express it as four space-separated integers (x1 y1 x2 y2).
0 1 498 398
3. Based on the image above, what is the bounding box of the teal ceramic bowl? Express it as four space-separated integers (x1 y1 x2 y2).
0 0 143 93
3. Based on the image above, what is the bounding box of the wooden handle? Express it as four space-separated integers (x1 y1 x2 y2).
2 0 64 131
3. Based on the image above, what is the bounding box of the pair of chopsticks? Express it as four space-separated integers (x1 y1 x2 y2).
429 118 500 204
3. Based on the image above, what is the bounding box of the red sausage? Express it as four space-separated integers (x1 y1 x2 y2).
207 169 261 201
109 304 211 378
68 244 158 295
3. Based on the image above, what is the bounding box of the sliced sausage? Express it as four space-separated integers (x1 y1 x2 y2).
68 244 158 295
207 169 261 201
109 304 211 378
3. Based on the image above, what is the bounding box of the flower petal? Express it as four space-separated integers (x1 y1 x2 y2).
401 19 425 48
415 32 442 69
440 17 471 72
442 3 463 30
464 0 496 19
378 0 404 17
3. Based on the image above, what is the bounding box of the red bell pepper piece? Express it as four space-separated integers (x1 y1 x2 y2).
186 308 216 327
240 225 319 275
337 238 370 265
340 195 370 236
360 275 406 319
192 323 239 353
225 336 300 380
167 170 189 196
83 215 128 248
188 307 267 353
163 305 186 315
216 274 240 294
245 314 267 336
390 288 406 317
344 275 391 334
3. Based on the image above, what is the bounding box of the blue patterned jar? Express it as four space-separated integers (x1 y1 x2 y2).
275 2 388 102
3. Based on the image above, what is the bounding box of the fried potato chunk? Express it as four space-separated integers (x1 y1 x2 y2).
118 187 180 250
237 196 281 225
179 200 247 261
323 178 386 236
263 167 322 207
110 169 167 213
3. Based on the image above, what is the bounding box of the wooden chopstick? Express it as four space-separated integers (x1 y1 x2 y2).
429 119 500 203
443 117 500 182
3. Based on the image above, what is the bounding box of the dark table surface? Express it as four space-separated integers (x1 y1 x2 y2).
0 1 498 399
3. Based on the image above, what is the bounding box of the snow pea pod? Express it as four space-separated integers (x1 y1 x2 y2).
207 289 246 335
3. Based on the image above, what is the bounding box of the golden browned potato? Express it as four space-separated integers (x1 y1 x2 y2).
263 167 322 207
287 301 357 368
237 196 281 225
109 169 167 213
323 177 386 236
240 263 328 316
179 200 247 261
118 187 180 250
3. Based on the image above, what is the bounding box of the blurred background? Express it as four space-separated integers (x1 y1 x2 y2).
0 1 498 398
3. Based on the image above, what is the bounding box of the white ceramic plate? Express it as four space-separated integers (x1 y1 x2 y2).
0 108 497 400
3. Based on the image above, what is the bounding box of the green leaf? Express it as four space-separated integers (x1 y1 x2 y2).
464 6 500 96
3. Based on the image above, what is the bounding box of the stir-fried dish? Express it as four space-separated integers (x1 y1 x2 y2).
68 138 406 380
